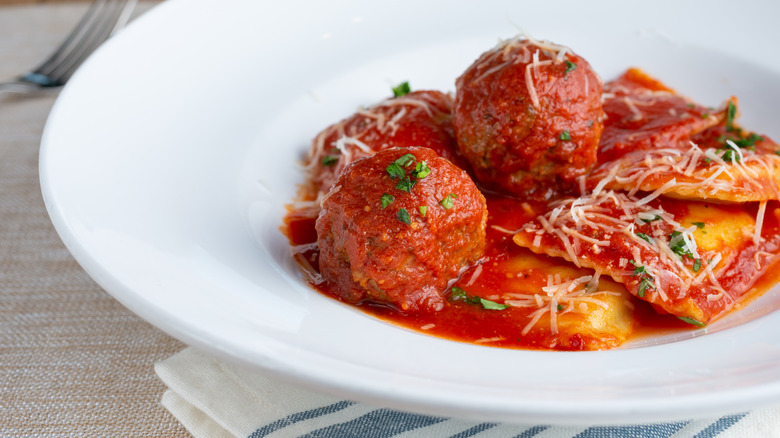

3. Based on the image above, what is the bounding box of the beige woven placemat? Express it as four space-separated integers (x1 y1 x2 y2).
0 3 190 436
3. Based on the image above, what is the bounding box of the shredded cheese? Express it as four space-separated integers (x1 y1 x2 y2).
755 200 768 245
505 274 617 336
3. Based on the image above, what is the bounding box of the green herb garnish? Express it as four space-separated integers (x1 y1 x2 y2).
386 163 406 179
412 161 431 179
451 286 469 300
564 60 577 76
637 277 653 298
480 298 509 310
630 261 648 277
722 133 763 150
394 153 416 167
419 205 427 217
439 193 457 209
387 153 429 193
629 260 655 298
381 193 395 209
669 231 695 259
692 222 705 229
726 101 737 132
693 258 702 272
451 287 508 310
397 208 411 225
392 81 411 97
395 176 416 192
720 148 740 163
321 155 339 166
678 316 706 327
636 232 653 244
560 130 571 141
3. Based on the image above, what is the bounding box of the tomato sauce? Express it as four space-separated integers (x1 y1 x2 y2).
283 194 712 351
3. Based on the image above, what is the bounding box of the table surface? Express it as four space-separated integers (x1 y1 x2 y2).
0 2 191 436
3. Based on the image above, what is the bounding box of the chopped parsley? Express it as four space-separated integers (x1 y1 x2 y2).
386 162 406 179
564 60 577 76
735 133 764 148
678 316 706 327
395 176 416 192
720 148 740 163
321 155 339 166
637 277 654 298
392 81 411 97
557 304 564 312
419 205 427 217
559 130 571 141
726 101 737 132
669 231 693 259
381 193 395 208
692 222 705 229
480 299 510 310
386 153 429 192
629 260 655 298
630 260 649 276
393 153 416 167
668 230 703 272
451 287 508 310
396 208 411 225
720 133 763 150
635 232 653 244
641 214 662 223
439 193 457 209
450 287 469 300
412 161 431 179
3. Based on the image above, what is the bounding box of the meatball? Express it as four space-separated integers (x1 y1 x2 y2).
307 90 465 198
316 146 487 313
453 37 604 199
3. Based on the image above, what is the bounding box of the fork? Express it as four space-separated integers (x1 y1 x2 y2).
0 0 137 94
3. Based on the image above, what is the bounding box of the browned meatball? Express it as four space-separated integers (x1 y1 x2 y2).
453 37 604 199
316 146 487 313
306 90 465 199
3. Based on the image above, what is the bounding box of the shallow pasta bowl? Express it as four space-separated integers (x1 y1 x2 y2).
39 0 780 425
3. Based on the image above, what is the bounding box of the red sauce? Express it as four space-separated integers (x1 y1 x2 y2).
284 194 706 351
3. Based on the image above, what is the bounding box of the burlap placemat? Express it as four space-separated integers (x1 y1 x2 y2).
0 3 190 436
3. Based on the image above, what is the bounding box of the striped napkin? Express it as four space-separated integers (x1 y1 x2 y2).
156 348 780 438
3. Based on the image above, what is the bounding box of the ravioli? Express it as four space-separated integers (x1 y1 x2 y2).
490 249 635 350
589 68 780 203
451 240 636 350
597 68 726 162
513 191 780 324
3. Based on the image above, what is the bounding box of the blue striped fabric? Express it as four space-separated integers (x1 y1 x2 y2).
247 401 357 437
249 408 746 438
246 408 747 438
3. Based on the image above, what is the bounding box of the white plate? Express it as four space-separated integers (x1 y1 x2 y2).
40 0 780 425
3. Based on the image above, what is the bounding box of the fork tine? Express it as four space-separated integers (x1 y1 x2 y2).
29 0 136 85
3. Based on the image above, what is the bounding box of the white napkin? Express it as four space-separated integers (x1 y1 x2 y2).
156 348 780 438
